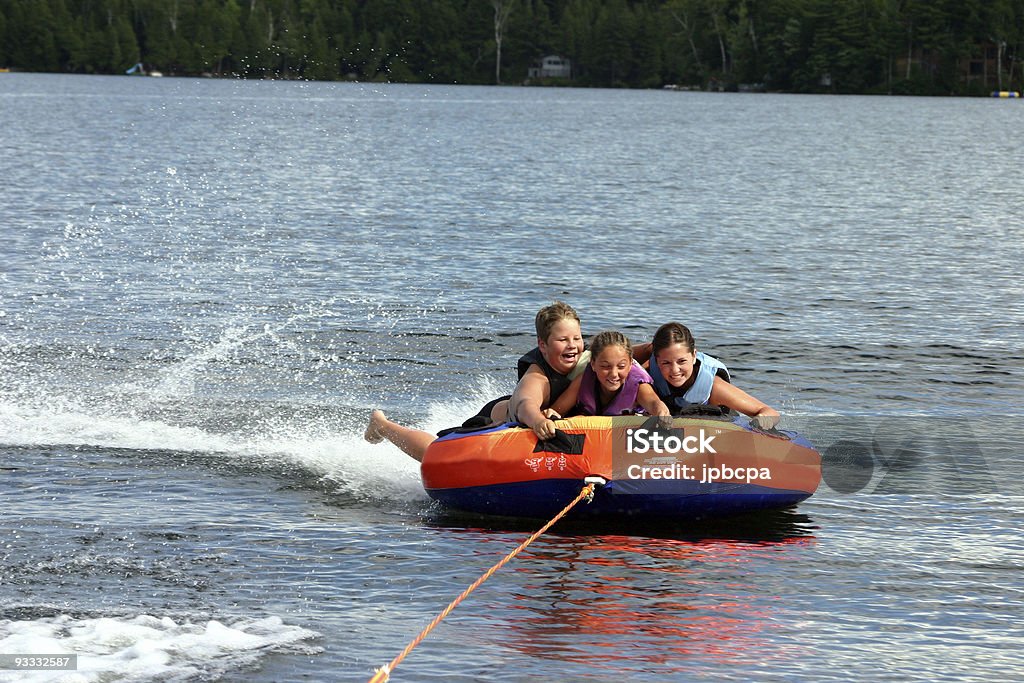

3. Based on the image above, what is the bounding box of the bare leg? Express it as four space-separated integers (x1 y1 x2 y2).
364 409 435 462
489 399 510 424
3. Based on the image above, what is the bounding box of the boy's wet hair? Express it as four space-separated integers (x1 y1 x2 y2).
589 330 632 360
535 301 580 341
652 322 697 356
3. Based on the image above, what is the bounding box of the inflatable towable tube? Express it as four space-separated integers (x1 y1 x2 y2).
421 415 821 520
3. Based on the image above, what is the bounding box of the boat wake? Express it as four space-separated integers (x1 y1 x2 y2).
0 374 513 506
0 613 320 683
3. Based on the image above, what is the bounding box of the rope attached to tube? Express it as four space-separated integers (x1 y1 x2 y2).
368 480 599 682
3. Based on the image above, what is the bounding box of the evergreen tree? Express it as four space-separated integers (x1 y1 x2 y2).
0 0 1019 93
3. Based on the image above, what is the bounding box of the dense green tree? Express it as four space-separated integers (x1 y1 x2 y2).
0 0 1020 93
5 0 59 70
417 1 472 82
0 8 6 66
559 0 600 83
662 0 711 83
190 0 239 74
235 0 275 76
985 0 1020 90
630 3 665 88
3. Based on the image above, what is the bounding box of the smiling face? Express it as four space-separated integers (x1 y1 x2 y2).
655 342 697 388
591 345 632 397
538 318 583 375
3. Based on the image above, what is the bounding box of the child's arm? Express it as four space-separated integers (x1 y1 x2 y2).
637 383 670 417
709 377 780 428
509 366 556 439
631 342 653 365
546 374 583 419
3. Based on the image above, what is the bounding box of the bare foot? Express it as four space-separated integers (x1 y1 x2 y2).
364 409 387 444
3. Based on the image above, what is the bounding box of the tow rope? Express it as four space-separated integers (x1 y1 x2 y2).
368 479 602 682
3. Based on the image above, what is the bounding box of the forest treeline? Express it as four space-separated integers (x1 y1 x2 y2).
1 0 1022 94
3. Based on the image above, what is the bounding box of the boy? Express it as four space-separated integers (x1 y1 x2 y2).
364 301 587 459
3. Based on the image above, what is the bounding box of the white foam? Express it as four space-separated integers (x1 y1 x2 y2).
0 395 423 502
0 375 512 504
0 399 236 453
0 614 320 683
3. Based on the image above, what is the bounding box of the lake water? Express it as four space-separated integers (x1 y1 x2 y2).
1 73 1022 682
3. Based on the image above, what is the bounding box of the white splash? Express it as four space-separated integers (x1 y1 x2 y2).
0 375 511 504
0 614 319 683
0 395 425 502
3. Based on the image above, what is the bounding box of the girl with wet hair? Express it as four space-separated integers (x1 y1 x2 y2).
647 322 779 428
546 330 670 418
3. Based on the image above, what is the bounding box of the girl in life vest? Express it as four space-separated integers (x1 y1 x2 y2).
545 331 670 419
647 322 780 429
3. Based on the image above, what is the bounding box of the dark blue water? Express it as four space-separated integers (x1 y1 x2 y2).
1 73 1022 682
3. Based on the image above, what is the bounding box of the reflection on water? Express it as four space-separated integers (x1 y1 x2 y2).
509 535 815 672
421 510 816 676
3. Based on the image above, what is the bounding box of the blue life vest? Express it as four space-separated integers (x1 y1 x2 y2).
648 351 730 410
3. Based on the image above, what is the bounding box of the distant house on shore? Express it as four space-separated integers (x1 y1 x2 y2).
962 41 1014 91
893 41 1018 92
528 55 572 80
